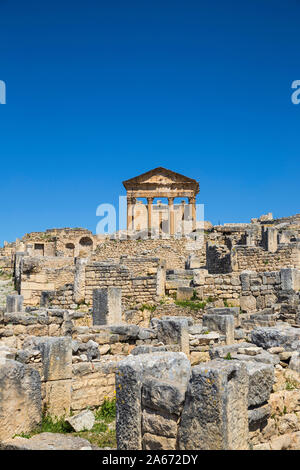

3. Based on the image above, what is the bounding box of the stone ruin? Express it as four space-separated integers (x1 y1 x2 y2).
0 169 300 450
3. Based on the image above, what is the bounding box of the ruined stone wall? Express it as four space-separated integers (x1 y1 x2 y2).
92 238 206 270
206 243 232 274
84 262 157 308
0 256 14 275
20 257 75 306
193 269 286 312
232 244 300 272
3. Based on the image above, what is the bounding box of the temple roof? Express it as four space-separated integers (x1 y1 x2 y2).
123 167 199 193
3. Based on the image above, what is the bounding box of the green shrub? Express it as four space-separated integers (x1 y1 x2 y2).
95 397 116 423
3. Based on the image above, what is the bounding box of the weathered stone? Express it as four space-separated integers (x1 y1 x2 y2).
248 404 270 429
142 408 177 438
116 352 191 450
178 360 249 450
240 295 256 313
251 326 300 351
142 377 186 416
202 314 234 345
66 410 95 432
245 361 274 407
176 287 193 300
92 287 122 326
156 317 190 355
1 433 93 450
0 359 42 441
142 433 176 450
6 294 23 313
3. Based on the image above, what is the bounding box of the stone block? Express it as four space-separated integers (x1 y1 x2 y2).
24 336 72 381
142 377 186 416
156 317 190 355
45 379 71 418
116 352 191 450
92 287 122 325
245 361 274 407
6 294 23 313
240 295 256 312
66 410 95 432
251 326 300 352
176 287 194 301
178 360 249 450
202 314 234 345
142 408 177 438
142 433 176 450
0 359 42 441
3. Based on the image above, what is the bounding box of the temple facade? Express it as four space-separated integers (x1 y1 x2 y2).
122 167 200 236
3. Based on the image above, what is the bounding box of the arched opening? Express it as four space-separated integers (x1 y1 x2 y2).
78 237 93 257
65 243 75 257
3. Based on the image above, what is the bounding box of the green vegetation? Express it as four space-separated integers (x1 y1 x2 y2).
140 304 156 313
285 379 299 391
13 397 117 448
175 299 206 310
94 396 116 423
224 352 233 360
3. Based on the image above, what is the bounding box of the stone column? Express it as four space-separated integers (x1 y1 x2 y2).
168 197 175 236
181 201 185 237
266 227 278 253
127 196 135 231
147 197 153 237
189 196 196 232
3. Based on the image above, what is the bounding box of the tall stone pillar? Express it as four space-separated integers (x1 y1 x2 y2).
147 197 153 237
127 196 135 231
168 197 175 236
189 196 196 232
181 200 185 237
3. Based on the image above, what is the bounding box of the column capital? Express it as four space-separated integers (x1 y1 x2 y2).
127 196 136 205
188 196 196 204
147 197 154 204
168 197 174 205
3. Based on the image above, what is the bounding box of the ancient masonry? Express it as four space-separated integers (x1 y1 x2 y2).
0 167 300 450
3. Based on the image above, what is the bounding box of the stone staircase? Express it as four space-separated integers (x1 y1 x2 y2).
0 278 17 310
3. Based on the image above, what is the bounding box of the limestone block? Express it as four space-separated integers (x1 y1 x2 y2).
142 377 186 416
142 408 177 438
178 360 249 450
186 255 202 269
142 433 176 450
156 317 190 356
116 352 191 450
0 359 42 441
176 287 193 301
193 269 208 286
289 352 300 373
6 294 23 313
66 409 95 432
45 379 71 418
245 361 274 407
92 287 122 325
202 314 234 345
25 336 72 381
251 326 300 351
1 432 93 450
240 295 256 313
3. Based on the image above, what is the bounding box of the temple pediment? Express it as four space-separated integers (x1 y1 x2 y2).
123 167 199 192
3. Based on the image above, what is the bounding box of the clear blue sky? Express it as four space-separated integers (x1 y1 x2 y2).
0 0 299 244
